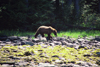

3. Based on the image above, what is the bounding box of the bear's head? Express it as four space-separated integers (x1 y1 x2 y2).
49 26 57 37
53 29 57 37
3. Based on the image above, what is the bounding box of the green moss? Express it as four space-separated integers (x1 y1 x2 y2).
0 45 99 65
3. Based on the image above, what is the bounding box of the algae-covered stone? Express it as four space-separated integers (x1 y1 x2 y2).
96 60 100 65
96 52 100 56
24 51 32 56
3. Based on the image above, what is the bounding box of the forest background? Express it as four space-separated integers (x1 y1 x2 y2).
0 0 100 32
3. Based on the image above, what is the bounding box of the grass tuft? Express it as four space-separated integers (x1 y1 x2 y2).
0 29 100 38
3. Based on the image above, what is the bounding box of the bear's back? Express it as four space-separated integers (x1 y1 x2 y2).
39 26 50 29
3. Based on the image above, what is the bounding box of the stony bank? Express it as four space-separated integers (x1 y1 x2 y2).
0 35 100 67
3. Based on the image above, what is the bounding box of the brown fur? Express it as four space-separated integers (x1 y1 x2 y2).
35 26 57 39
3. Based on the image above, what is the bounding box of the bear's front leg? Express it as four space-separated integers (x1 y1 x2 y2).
47 34 52 40
41 34 44 37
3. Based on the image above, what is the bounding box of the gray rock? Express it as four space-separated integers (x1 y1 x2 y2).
78 46 85 49
19 36 28 40
77 39 84 43
55 60 62 64
13 40 20 43
14 42 21 46
61 41 68 45
40 37 47 42
67 43 76 48
53 37 66 41
1 64 10 67
39 63 55 67
74 45 80 49
96 60 100 65
5 39 11 42
8 36 20 41
5 41 11 44
59 57 65 61
76 61 87 66
60 64 67 67
0 36 8 41
96 52 100 56
17 61 29 66
49 43 55 46
41 45 48 48
86 62 92 66
21 41 34 46
53 41 62 45
32 38 40 43
66 64 74 67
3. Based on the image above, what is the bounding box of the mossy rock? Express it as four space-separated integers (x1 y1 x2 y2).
0 61 15 65
96 60 100 65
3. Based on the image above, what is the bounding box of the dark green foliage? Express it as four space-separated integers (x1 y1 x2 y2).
0 0 100 31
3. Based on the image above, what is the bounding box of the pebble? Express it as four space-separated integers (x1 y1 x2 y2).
0 35 100 67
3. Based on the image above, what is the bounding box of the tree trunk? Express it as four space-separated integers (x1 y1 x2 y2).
74 0 80 16
56 0 59 15
68 0 72 6
99 0 100 13
26 0 28 8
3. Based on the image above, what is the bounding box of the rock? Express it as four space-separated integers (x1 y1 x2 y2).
40 37 47 42
5 41 11 44
60 64 67 67
78 46 85 49
94 36 100 41
0 61 15 65
0 43 6 46
24 51 32 56
52 55 59 58
83 54 91 57
41 45 48 48
49 43 55 46
0 36 8 41
14 43 21 46
76 61 87 66
19 36 28 40
12 40 20 43
17 62 29 66
53 37 66 41
61 41 68 45
53 41 62 45
32 38 40 42
74 45 80 49
77 39 84 43
39 63 55 67
8 36 19 41
21 41 34 46
86 62 93 66
1 64 10 67
66 64 74 67
96 52 100 56
67 43 76 48
55 60 62 64
59 57 65 61
5 39 11 42
53 37 61 41
96 60 100 65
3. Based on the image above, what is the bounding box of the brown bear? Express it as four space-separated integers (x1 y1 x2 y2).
34 26 57 39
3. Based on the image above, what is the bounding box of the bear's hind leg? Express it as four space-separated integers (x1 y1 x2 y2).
35 32 39 38
50 35 52 39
